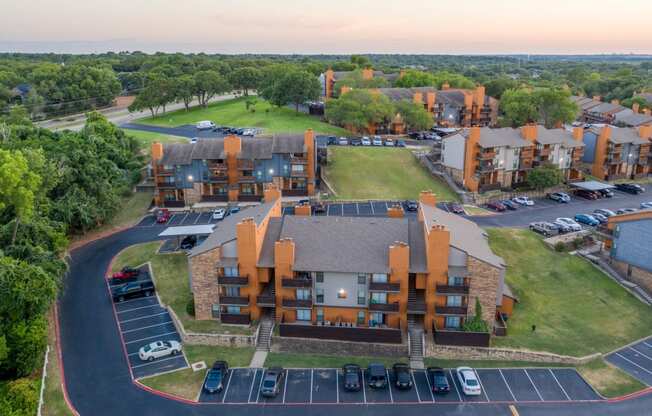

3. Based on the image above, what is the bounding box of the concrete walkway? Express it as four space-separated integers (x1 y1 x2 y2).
249 350 268 368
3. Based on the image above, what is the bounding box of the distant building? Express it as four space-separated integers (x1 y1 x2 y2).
571 95 652 127
320 68 400 98
9 83 32 103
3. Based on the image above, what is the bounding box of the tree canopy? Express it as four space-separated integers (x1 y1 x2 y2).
500 88 577 128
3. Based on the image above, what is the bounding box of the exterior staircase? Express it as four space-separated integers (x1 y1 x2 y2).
256 318 274 352
407 318 425 370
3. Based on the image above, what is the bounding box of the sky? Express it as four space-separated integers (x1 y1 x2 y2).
1 0 652 55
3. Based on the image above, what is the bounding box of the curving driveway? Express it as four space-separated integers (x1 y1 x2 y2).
59 227 652 415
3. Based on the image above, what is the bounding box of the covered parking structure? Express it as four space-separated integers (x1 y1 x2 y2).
158 224 215 252
568 180 616 192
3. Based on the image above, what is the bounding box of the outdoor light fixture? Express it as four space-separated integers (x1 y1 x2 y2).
187 175 193 181
337 289 347 299
269 168 274 175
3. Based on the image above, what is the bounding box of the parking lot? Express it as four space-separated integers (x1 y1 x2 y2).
197 367 600 405
136 210 226 228
282 201 421 218
606 336 652 386
108 266 189 379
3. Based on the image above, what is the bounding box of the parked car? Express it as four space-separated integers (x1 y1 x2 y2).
342 364 362 392
110 266 141 281
615 183 645 194
598 188 614 198
408 132 423 140
228 206 241 215
138 340 182 362
361 137 371 146
594 208 616 217
404 200 418 212
575 214 600 226
242 129 255 137
446 202 465 214
338 137 349 146
392 363 413 390
427 367 450 394
196 120 216 130
156 209 171 224
641 202 652 209
260 368 285 397
372 137 383 146
112 280 155 303
486 201 506 212
574 189 600 200
456 367 482 396
350 137 362 146
396 139 406 147
327 136 337 145
190 137 198 144
384 138 394 146
203 361 228 393
592 213 609 224
512 196 534 206
212 208 226 220
617 208 638 215
500 199 518 210
367 363 388 389
548 192 571 203
529 222 560 237
554 217 582 232
312 202 327 214
180 235 197 250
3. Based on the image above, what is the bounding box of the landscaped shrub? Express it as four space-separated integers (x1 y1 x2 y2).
462 298 489 333
571 237 584 249
186 298 195 317
554 241 566 252
0 377 39 416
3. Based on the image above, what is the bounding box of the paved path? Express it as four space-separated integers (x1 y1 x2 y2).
249 351 268 368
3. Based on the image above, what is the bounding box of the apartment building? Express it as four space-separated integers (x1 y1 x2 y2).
440 125 585 193
571 96 652 127
377 85 498 131
320 68 400 98
151 130 316 207
188 188 511 345
581 125 652 181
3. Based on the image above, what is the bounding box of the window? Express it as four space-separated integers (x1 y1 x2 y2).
315 287 324 304
315 272 324 283
369 312 385 326
291 164 304 172
223 267 239 277
211 304 220 318
225 287 240 297
296 288 311 301
371 292 387 304
448 276 464 286
357 274 367 285
357 286 366 305
447 295 462 307
316 309 324 322
297 309 311 321
357 311 365 325
226 306 241 314
371 273 388 283
445 316 461 329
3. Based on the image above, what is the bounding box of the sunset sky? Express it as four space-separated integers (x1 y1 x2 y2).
2 0 651 54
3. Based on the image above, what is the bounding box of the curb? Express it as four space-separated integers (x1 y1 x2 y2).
53 304 81 416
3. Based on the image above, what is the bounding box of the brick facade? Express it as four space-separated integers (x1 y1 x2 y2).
189 248 221 320
467 256 501 329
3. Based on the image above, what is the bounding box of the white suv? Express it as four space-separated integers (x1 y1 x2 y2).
456 367 482 396
212 208 226 220
554 217 582 232
138 340 182 362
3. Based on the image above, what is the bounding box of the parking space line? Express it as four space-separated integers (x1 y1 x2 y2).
370 202 375 215
180 212 189 224
644 341 652 348
247 369 259 403
122 321 172 333
114 297 158 306
361 369 367 403
222 370 234 403
523 369 544 401
423 370 436 402
630 346 652 362
335 370 339 403
255 369 265 403
117 304 162 314
282 370 289 403
410 371 421 402
615 352 652 376
131 355 183 369
327 204 331 216
548 369 571 401
193 214 202 224
119 312 168 324
448 370 462 401
499 369 516 402
475 370 489 402
310 369 314 403
384 201 389 210
386 369 394 403
355 203 359 215
125 331 177 345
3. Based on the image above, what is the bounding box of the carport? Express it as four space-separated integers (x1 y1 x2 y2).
158 224 215 252
568 181 615 192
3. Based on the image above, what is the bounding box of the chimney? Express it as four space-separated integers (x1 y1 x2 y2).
387 204 404 218
426 91 436 112
340 85 351 95
362 68 373 80
442 82 450 90
572 126 584 141
593 95 601 102
151 142 163 161
645 109 652 116
413 91 423 105
263 183 281 203
520 124 538 142
399 69 406 78
633 103 640 114
224 134 241 155
294 204 311 216
639 125 652 139
473 85 486 106
419 191 437 207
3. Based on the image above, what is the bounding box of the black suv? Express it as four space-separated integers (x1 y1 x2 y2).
404 200 418 212
260 368 285 397
426 367 450 394
203 361 228 393
616 183 645 195
367 363 388 389
180 235 197 250
111 281 154 303
392 363 413 390
342 364 362 391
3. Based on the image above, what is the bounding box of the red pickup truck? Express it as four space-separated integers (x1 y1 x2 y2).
156 209 171 223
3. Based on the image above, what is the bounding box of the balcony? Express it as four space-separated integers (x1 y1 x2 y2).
201 194 228 203
476 150 496 160
156 168 174 176
218 275 248 286
220 296 249 306
407 300 426 314
436 285 470 295
282 189 308 197
290 171 308 178
435 305 468 315
256 294 276 307
369 302 399 313
282 278 312 288
239 175 256 183
238 160 254 170
519 159 533 170
156 182 176 190
369 282 401 292
208 162 227 171
282 298 313 308
290 157 308 165
208 175 228 183
220 313 250 325
476 163 495 173
239 194 262 202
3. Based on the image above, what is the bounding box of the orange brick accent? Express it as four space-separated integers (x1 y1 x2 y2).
325 69 334 98
419 191 437 207
388 241 410 330
236 218 261 319
592 126 611 179
264 183 282 203
424 225 450 332
611 99 620 105
274 238 295 321
426 91 436 112
151 142 163 161
225 135 241 193
593 96 601 102
387 205 404 218
644 109 652 116
413 92 423 105
463 127 480 192
304 129 316 196
520 124 538 142
362 68 374 80
228 188 239 202
572 126 584 141
340 86 352 95
399 69 406 78
294 204 311 216
472 86 485 120
224 134 242 155
639 125 652 139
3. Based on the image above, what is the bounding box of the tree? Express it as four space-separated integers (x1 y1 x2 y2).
271 70 321 112
325 89 394 131
174 75 196 111
350 55 371 68
394 100 434 131
193 70 230 107
534 88 578 128
484 77 519 99
332 70 389 95
462 298 489 333
394 70 436 88
526 163 563 190
500 89 539 127
228 67 261 96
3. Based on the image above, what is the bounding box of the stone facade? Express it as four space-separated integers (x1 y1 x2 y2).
189 248 221 320
467 256 501 329
612 259 652 294
271 336 408 358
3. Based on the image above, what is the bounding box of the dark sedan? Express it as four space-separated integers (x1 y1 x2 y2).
203 361 228 393
446 202 465 214
616 183 645 195
342 364 362 391
500 199 518 210
486 201 506 212
392 363 413 390
427 367 450 393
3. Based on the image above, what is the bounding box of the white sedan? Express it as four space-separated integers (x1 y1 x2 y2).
372 137 383 146
361 137 371 146
138 340 182 362
555 217 582 232
641 202 652 209
456 367 482 396
512 196 534 206
212 208 226 220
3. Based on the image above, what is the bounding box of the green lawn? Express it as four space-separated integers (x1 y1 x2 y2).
325 147 459 201
140 345 254 400
488 228 652 356
122 129 188 154
111 242 253 335
136 97 348 135
578 358 646 398
42 318 73 416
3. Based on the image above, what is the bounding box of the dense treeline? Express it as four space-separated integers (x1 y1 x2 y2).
0 108 142 414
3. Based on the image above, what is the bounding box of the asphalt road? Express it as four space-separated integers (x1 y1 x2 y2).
58 223 652 415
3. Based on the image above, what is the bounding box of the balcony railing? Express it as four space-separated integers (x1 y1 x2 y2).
220 313 250 325
201 194 228 202
282 298 313 308
208 175 228 183
436 285 470 295
238 160 254 170
369 282 401 292
156 168 174 176
256 294 276 307
279 321 402 344
282 189 308 197
369 302 399 313
163 200 185 208
435 305 468 315
407 300 426 314
282 278 312 288
239 175 256 183
220 296 249 306
156 182 176 189
290 171 308 178
476 151 496 160
218 275 248 286
239 194 262 202
290 157 308 165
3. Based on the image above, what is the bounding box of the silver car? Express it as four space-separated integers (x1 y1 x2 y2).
138 340 182 362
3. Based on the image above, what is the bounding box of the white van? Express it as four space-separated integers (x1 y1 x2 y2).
196 120 215 130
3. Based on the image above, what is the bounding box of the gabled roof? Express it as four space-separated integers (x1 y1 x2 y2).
614 111 652 127
474 128 532 149
609 127 651 145
535 126 584 148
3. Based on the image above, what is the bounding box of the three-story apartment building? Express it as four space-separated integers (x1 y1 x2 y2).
188 188 511 346
151 130 316 207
